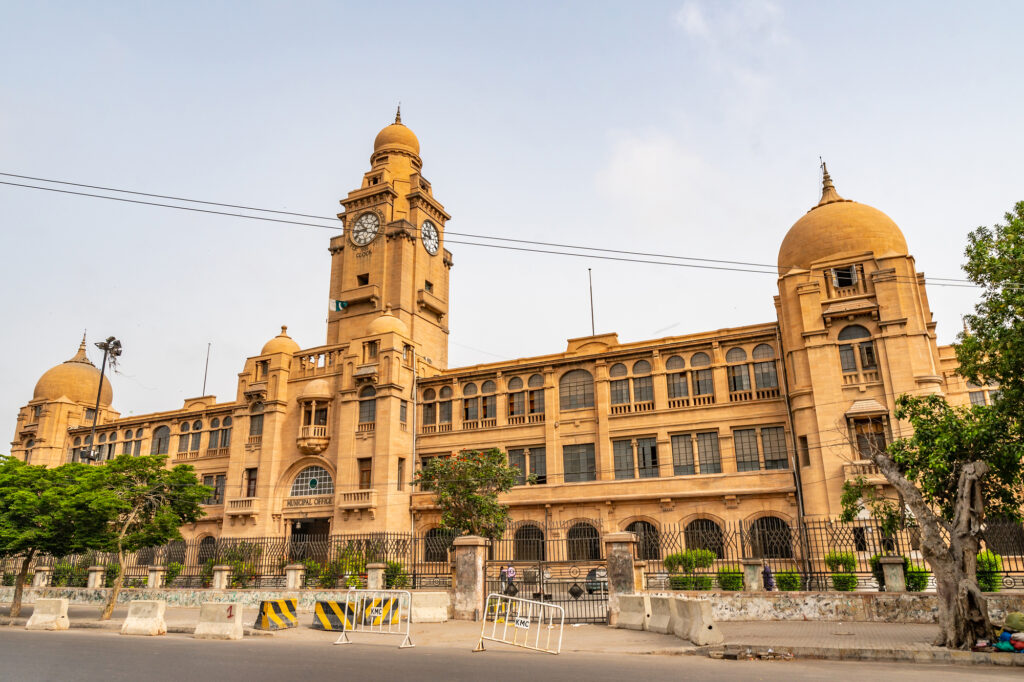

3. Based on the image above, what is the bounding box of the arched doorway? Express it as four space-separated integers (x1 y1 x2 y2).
566 522 601 561
626 520 660 560
513 525 545 561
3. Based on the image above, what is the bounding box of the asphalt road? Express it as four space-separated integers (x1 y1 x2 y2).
0 629 1018 682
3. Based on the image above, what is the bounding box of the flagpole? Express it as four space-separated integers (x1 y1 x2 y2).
588 268 595 336
202 342 211 395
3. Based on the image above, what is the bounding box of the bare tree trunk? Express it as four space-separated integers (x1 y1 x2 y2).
9 550 35 619
99 548 124 621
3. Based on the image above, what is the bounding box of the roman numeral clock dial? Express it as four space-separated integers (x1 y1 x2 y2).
421 219 439 255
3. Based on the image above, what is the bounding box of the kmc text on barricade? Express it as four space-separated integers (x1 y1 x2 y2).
328 589 414 648
474 593 564 655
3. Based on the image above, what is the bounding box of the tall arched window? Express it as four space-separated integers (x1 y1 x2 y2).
566 522 601 561
358 386 377 423
462 383 479 421
689 352 714 399
726 347 751 393
665 355 688 403
684 518 724 558
438 386 453 425
752 344 778 390
290 465 334 496
480 380 497 420
151 426 170 455
513 525 545 561
559 369 594 410
838 325 877 375
197 536 217 565
749 516 793 559
424 528 455 563
626 520 660 560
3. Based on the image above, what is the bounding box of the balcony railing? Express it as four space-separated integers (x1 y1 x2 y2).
527 413 544 424
693 394 715 406
338 489 377 510
226 497 261 515
633 401 654 413
729 390 753 403
174 450 200 461
668 397 690 409
480 418 496 428
300 425 328 439
462 420 480 430
756 387 781 400
610 403 630 415
247 435 262 447
508 415 525 425
843 370 882 386
421 423 453 434
356 422 375 433
203 447 230 458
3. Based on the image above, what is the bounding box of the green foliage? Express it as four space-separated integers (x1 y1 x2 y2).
165 562 183 585
976 550 1002 592
831 573 858 591
2 572 14 586
413 449 522 539
104 564 121 588
824 551 857 573
839 478 905 538
344 573 364 589
906 567 930 592
716 566 744 591
52 560 88 587
868 554 910 589
669 574 712 590
385 561 409 589
775 571 802 591
664 549 716 574
219 543 261 588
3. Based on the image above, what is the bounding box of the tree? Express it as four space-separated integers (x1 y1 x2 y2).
413 448 526 539
0 460 103 617
856 202 1024 649
87 455 209 620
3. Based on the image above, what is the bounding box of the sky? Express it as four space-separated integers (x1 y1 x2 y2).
2 1 1022 445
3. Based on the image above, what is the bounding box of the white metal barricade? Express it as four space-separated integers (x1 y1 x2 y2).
331 589 414 648
474 593 564 655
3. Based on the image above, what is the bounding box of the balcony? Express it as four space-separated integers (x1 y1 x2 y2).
528 413 544 424
843 370 882 387
508 415 525 425
729 390 753 403
174 450 200 462
668 397 690 409
297 424 330 455
693 394 715 406
844 461 887 486
203 447 230 459
226 497 262 517
338 489 377 521
247 434 262 448
356 422 375 433
421 423 452 434
756 387 781 400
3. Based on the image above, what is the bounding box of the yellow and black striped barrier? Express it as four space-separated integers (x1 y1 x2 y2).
254 599 298 630
312 600 359 631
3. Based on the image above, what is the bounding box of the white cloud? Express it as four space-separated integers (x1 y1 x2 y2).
674 1 710 39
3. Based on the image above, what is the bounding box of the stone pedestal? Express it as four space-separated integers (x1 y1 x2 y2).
211 565 232 590
741 559 764 591
452 536 489 621
366 562 386 590
147 566 167 589
87 566 106 589
284 564 306 590
879 557 906 592
32 567 51 588
603 532 637 626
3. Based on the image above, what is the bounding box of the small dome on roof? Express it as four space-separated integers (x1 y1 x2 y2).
33 337 113 406
299 378 332 400
366 307 409 337
373 107 420 156
261 326 300 355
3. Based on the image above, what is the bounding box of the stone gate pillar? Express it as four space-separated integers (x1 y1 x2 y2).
452 535 489 621
603 532 637 626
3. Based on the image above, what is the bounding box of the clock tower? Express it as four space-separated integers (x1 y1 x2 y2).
326 110 453 369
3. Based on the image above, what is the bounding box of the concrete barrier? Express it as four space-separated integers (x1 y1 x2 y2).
120 600 167 636
25 598 69 631
410 591 450 623
616 595 650 631
647 596 674 634
193 602 244 640
673 597 722 646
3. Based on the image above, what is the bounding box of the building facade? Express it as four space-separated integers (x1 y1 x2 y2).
10 114 978 547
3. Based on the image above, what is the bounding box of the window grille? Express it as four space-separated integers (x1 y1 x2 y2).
752 344 775 360
610 379 630 405
671 434 695 475
507 377 523 391
609 363 627 377
290 465 334 496
734 428 760 472
637 437 658 478
761 426 788 470
696 432 721 474
562 443 596 482
725 347 747 363
632 359 651 375
559 370 594 410
690 352 711 367
693 369 714 395
613 440 633 479
665 355 685 370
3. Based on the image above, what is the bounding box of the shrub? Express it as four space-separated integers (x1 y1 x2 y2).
716 566 744 591
345 573 364 589
831 573 858 591
104 564 121 588
1 573 14 587
53 561 87 587
905 567 930 592
868 554 910 589
669 575 712 590
317 559 347 589
776 571 802 591
165 562 184 585
664 549 716 574
824 551 856 573
976 550 1002 592
385 561 409 589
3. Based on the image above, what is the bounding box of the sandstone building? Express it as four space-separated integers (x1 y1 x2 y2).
10 114 980 549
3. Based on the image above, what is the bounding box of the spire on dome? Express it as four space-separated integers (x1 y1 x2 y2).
71 335 90 364
815 159 847 208
395 104 402 125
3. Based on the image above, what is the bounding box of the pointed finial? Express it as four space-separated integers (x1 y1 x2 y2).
395 103 402 125
814 158 845 208
280 325 288 335
79 331 87 351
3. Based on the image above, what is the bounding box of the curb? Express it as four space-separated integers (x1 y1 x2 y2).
695 644 1024 667
1 618 272 637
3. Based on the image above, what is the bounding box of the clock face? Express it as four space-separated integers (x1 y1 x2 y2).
351 212 380 246
421 220 439 255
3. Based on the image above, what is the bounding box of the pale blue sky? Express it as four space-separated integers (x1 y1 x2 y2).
2 1 1022 445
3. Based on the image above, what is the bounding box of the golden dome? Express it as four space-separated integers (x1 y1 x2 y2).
778 166 908 274
366 307 409 337
373 107 420 156
33 338 113 406
299 378 332 400
261 326 300 355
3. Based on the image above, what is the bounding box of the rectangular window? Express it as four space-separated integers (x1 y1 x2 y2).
853 418 886 458
220 427 231 448
191 432 202 451
423 402 437 425
562 443 596 482
530 447 546 484
364 340 379 362
245 468 258 497
613 440 634 479
671 435 695 475
178 434 190 453
358 458 372 489
508 392 525 416
693 369 714 395
203 474 226 505
133 439 142 456
424 280 434 293
969 391 986 406
833 266 857 288
397 458 405 491
249 414 264 436
761 426 789 470
359 398 376 424
728 365 751 392
439 401 452 423
838 345 857 372
798 435 810 467
314 407 328 425
400 401 408 423
753 361 778 389
734 428 760 472
633 376 653 403
610 379 630 405
257 361 269 379
209 429 220 449
482 395 496 419
32 405 42 419
463 397 479 421
85 408 96 422
637 437 658 478
357 273 369 286
508 448 527 485
859 344 877 370
122 440 132 455
528 389 544 414
696 432 721 474
667 372 688 398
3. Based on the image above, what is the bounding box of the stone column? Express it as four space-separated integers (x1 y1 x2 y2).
741 559 764 591
32 567 52 588
211 565 232 590
87 566 106 589
879 557 906 592
366 563 386 590
603 532 637 627
284 564 306 590
147 566 167 589
452 535 489 621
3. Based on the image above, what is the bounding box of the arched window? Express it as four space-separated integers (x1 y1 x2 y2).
632 360 651 375
440 386 453 399
559 369 594 410
479 381 497 419
752 344 775 360
359 385 377 423
726 347 747 363
838 325 877 374
665 355 684 370
510 374 544 419
507 377 523 391
463 383 478 396
98 433 106 443
684 519 724 558
528 374 544 388
482 380 496 394
626 520 660 560
690 352 711 367
197 536 217 565
422 388 437 426
438 386 453 425
609 363 627 377
192 420 202 431
180 422 189 433
567 522 601 561
166 540 187 566
513 525 545 562
124 430 133 439
423 388 436 401
749 516 793 559
665 355 688 399
151 426 170 455
753 344 779 390
249 402 264 438
424 528 455 563
290 465 334 496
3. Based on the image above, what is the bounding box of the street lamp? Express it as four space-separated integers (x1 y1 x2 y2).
85 336 121 462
